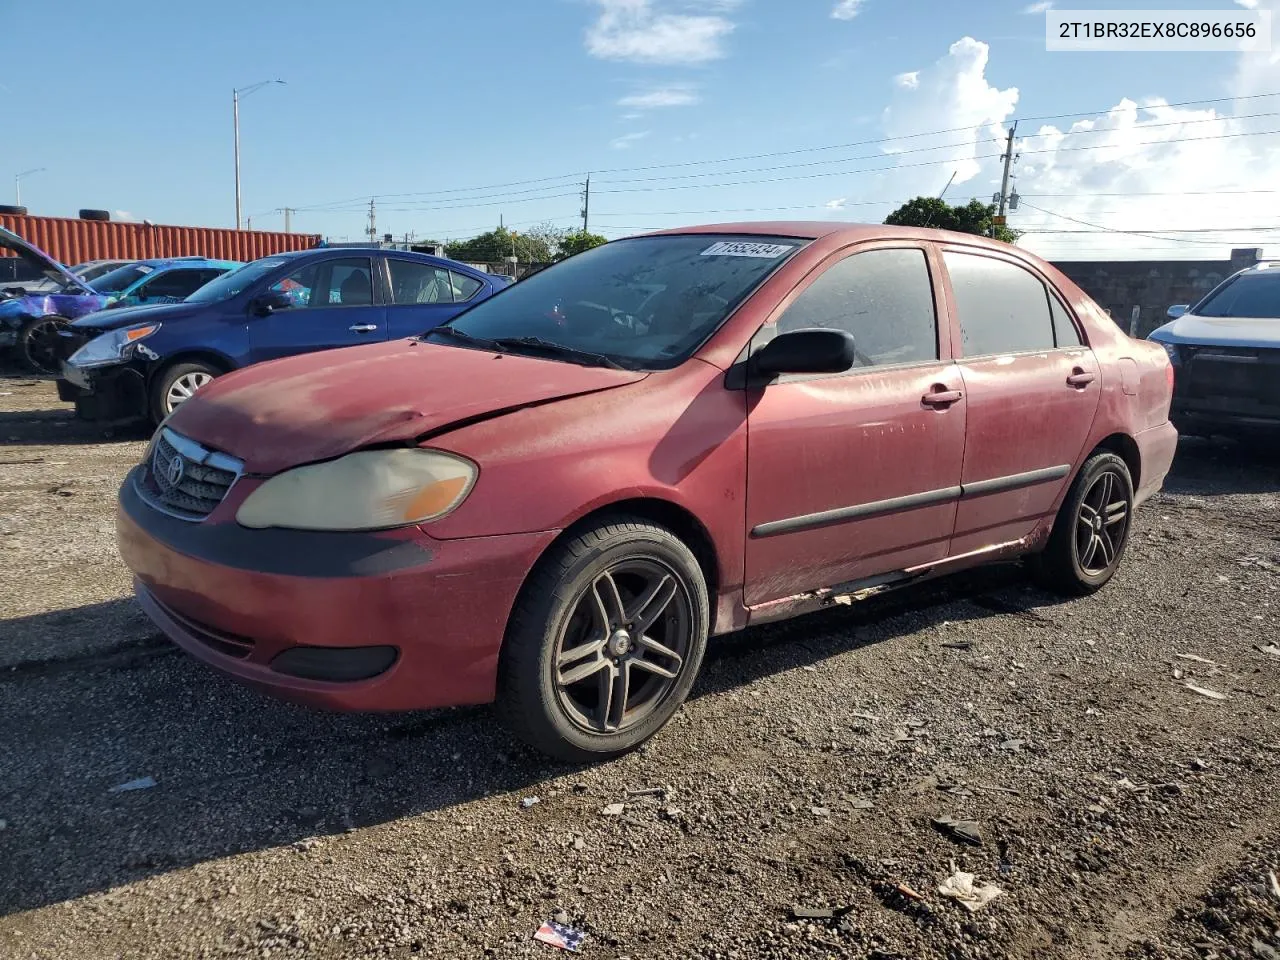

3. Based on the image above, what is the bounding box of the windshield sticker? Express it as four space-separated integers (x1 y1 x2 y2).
700 241 795 259
136 265 154 274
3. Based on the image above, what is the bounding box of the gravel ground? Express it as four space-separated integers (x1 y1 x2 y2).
1 372 1277 960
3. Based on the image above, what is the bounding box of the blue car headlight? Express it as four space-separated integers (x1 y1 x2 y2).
67 323 161 368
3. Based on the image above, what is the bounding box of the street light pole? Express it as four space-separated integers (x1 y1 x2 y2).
15 167 46 206
232 79 285 230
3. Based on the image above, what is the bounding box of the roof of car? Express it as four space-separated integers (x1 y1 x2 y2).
642 221 1022 252
137 257 241 269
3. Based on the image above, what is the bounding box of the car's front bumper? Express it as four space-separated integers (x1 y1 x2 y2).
57 359 148 422
116 467 558 711
1169 343 1280 435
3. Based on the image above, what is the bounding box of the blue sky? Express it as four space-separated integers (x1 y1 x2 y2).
3 0 1277 258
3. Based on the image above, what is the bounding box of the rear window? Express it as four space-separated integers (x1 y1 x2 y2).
437 234 804 369
1195 270 1280 319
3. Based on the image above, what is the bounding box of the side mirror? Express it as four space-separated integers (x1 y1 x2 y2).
752 328 857 377
1167 304 1189 320
251 290 293 316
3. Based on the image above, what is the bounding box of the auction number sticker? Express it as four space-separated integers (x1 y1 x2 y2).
700 241 794 258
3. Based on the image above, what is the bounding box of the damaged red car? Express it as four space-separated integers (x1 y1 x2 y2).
117 223 1177 761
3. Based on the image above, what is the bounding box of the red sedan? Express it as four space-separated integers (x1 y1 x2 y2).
117 224 1177 761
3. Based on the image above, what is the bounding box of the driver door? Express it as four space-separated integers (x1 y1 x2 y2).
744 243 966 605
249 256 387 362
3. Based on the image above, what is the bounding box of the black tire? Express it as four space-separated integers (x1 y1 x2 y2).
1030 451 1135 596
150 360 220 424
0 204 28 216
78 208 111 221
16 315 69 374
496 517 709 762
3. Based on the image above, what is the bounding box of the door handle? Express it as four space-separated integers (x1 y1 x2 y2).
349 324 378 333
921 388 963 407
1066 369 1096 388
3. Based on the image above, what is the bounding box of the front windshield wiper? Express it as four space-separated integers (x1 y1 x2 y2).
424 326 505 350
487 336 628 370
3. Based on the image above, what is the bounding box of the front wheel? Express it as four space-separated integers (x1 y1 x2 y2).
496 518 709 762
17 315 69 374
1030 451 1135 596
150 360 220 424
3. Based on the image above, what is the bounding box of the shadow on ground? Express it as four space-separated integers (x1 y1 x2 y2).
0 564 1044 917
1161 436 1280 497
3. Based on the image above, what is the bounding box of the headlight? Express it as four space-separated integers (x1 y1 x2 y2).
235 449 477 531
67 323 160 368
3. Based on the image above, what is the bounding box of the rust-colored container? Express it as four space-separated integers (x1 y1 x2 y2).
0 213 320 266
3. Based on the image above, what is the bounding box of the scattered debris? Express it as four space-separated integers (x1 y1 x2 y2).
1253 939 1280 960
109 776 156 793
0 457 44 465
572 837 586 852
850 798 876 810
933 815 982 846
1184 682 1228 701
1172 667 1185 681
893 882 925 902
790 905 835 920
938 865 1003 912
1259 644 1280 658
521 796 541 809
1175 653 1218 666
998 739 1025 752
973 783 1021 796
851 711 880 723
1189 758 1210 771
533 919 586 952
941 641 973 650
810 806 830 817
600 803 626 817
802 665 817 673
660 806 683 820
1268 870 1280 899
1236 555 1280 573
291 837 323 852
624 786 665 798
47 486 75 497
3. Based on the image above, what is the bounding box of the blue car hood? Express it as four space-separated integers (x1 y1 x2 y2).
0 225 97 295
70 300 208 333
1150 314 1280 350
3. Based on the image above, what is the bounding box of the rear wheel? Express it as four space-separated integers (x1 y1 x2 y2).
496 517 709 762
17 315 69 373
1030 451 1134 595
150 360 220 424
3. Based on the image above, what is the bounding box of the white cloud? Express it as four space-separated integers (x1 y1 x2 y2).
1023 1 1053 13
825 198 848 209
610 130 651 149
831 0 866 19
1235 0 1259 8
586 0 734 65
114 210 135 220
618 84 700 109
879 5 1280 259
894 71 919 89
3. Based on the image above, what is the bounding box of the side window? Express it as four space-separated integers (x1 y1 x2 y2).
141 269 209 301
1049 291 1084 346
388 260 454 304
450 271 483 302
944 252 1056 356
269 263 318 308
323 259 374 306
774 247 938 368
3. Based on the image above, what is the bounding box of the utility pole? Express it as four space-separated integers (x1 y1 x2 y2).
276 207 296 233
366 198 377 243
581 174 591 233
993 122 1018 238
232 79 286 230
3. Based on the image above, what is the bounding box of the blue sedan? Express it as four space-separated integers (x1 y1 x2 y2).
56 248 510 424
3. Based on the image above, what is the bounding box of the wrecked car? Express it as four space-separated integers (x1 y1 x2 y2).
115 222 1178 762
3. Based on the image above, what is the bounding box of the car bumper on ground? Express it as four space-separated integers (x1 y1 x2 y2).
57 360 149 422
116 467 558 711
1169 345 1280 435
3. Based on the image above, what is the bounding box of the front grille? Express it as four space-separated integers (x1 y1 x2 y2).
1179 346 1280 406
138 429 242 521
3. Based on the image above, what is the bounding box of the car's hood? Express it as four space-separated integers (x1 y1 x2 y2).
168 338 650 474
70 300 206 331
1151 314 1280 350
0 225 97 295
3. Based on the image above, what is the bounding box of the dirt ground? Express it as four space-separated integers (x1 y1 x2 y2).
0 371 1277 960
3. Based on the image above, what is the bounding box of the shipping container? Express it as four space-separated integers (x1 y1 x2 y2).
0 213 320 272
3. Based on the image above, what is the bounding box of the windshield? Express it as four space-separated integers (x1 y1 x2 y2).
431 235 803 368
1195 270 1280 319
91 263 154 295
184 257 291 303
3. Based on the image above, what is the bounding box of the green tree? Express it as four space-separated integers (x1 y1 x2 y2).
555 230 609 261
445 227 554 263
884 197 1019 244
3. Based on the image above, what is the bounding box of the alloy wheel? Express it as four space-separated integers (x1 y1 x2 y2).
165 372 214 414
1075 468 1130 575
553 559 693 734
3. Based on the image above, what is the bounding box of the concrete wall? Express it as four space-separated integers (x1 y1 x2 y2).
1052 248 1263 338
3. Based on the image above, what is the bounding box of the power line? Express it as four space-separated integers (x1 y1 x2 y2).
1019 202 1280 245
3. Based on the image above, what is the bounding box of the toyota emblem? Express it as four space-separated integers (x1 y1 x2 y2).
166 454 186 487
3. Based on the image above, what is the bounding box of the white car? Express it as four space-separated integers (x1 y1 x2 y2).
1149 261 1280 437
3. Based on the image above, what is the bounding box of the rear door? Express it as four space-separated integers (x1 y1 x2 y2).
383 258 486 339
744 242 966 605
249 256 387 361
941 247 1101 554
